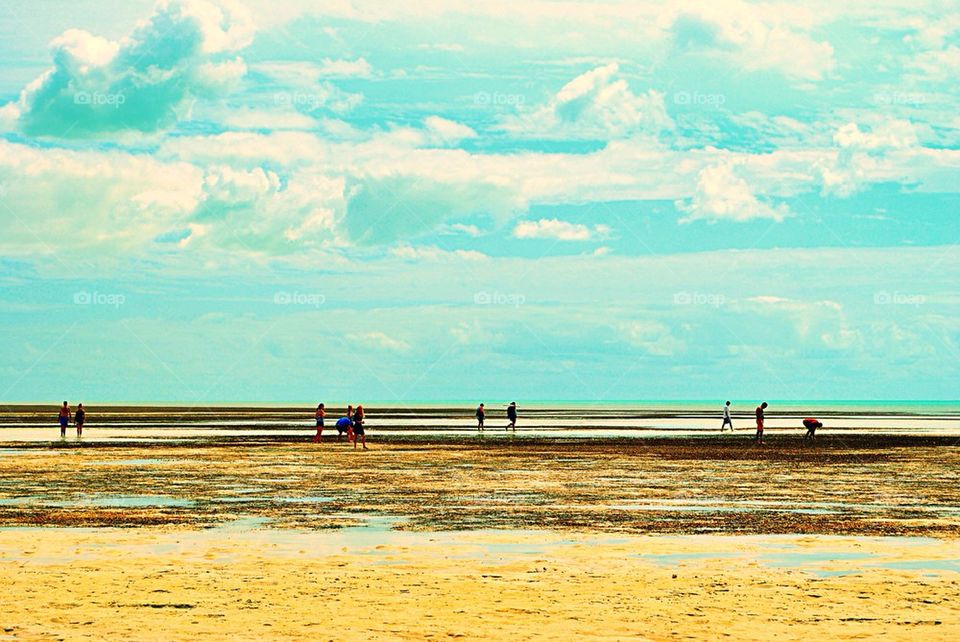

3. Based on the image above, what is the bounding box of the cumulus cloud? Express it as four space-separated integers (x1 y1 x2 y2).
0 138 348 258
669 1 834 81
513 218 611 241
6 0 254 137
501 63 672 139
0 139 203 255
819 119 920 197
677 162 789 223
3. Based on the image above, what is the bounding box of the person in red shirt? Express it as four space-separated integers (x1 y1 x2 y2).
803 417 822 441
755 402 768 444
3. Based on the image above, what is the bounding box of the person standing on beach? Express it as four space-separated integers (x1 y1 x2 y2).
803 418 822 441
755 402 768 444
351 405 367 450
476 403 485 431
75 403 85 438
721 401 733 431
346 405 355 442
313 403 326 443
506 402 517 431
58 401 70 438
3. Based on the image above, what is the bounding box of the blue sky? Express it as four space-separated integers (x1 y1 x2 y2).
0 0 957 402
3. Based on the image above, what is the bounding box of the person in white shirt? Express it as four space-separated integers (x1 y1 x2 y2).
721 400 734 431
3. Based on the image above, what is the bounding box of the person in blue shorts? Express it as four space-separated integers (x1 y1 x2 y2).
58 401 70 438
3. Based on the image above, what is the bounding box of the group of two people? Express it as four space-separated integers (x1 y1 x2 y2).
721 401 823 443
57 401 85 437
314 403 367 449
474 401 517 431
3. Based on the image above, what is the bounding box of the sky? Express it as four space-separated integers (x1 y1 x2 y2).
0 0 957 403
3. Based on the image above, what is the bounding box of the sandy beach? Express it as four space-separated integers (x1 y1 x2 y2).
2 527 958 641
1 427 959 640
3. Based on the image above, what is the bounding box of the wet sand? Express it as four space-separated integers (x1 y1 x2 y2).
1 527 958 641
1 435 959 639
2 437 960 535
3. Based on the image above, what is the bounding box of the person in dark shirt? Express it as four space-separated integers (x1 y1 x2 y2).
351 405 367 450
476 403 485 431
75 403 85 437
506 402 517 431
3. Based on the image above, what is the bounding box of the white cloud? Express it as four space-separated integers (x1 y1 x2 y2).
5 0 254 137
501 63 672 139
747 295 791 305
669 0 835 81
346 331 412 353
833 120 919 151
416 43 465 52
438 223 483 237
218 107 317 130
819 119 921 197
678 162 789 223
423 116 477 146
513 218 611 241
389 245 487 261
621 320 685 356
316 57 373 78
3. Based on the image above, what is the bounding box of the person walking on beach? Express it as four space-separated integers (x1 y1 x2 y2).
721 401 733 431
803 417 822 441
351 404 367 450
506 402 517 431
58 401 70 438
313 403 326 443
476 403 485 431
755 402 768 444
75 403 85 437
